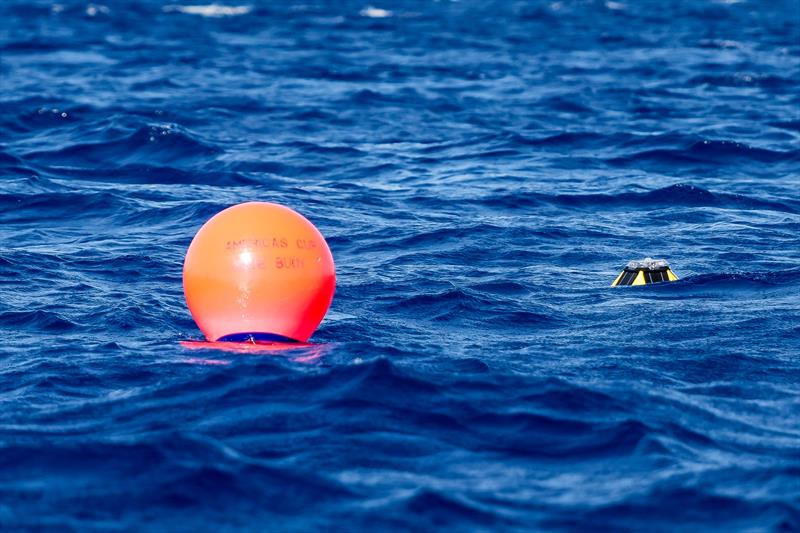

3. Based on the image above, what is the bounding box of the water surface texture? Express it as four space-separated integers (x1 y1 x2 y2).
2 0 800 530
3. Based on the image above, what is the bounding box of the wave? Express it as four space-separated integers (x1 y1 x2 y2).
608 139 799 166
409 130 799 170
163 5 252 18
646 269 800 294
688 73 796 90
480 184 800 213
23 124 221 168
545 487 799 530
376 287 562 327
0 432 353 524
0 310 77 332
0 190 124 222
393 489 506 528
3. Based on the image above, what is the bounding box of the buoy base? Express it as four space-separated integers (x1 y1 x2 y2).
216 332 300 343
180 339 314 354
179 339 325 364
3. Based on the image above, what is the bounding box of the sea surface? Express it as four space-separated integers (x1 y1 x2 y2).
1 0 799 530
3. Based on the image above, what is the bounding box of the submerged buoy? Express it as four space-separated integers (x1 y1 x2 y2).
183 202 335 343
611 258 678 287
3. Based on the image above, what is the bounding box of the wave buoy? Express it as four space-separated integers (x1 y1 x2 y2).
611 258 678 286
183 202 335 343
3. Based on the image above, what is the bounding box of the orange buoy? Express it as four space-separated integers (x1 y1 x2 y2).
183 202 335 343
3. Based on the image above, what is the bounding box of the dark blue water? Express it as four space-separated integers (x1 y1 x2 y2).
2 0 800 530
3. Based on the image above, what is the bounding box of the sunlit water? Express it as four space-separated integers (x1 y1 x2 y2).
1 0 799 530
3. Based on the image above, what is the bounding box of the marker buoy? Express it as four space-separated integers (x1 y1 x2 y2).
611 258 678 286
183 202 335 342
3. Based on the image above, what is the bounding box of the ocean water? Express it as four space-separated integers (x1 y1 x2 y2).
2 0 800 530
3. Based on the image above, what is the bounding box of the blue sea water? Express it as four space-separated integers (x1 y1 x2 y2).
2 0 800 530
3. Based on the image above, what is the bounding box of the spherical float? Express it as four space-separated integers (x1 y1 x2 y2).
183 202 335 343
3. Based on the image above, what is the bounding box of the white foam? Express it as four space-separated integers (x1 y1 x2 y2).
86 4 110 17
163 4 252 17
360 6 392 18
